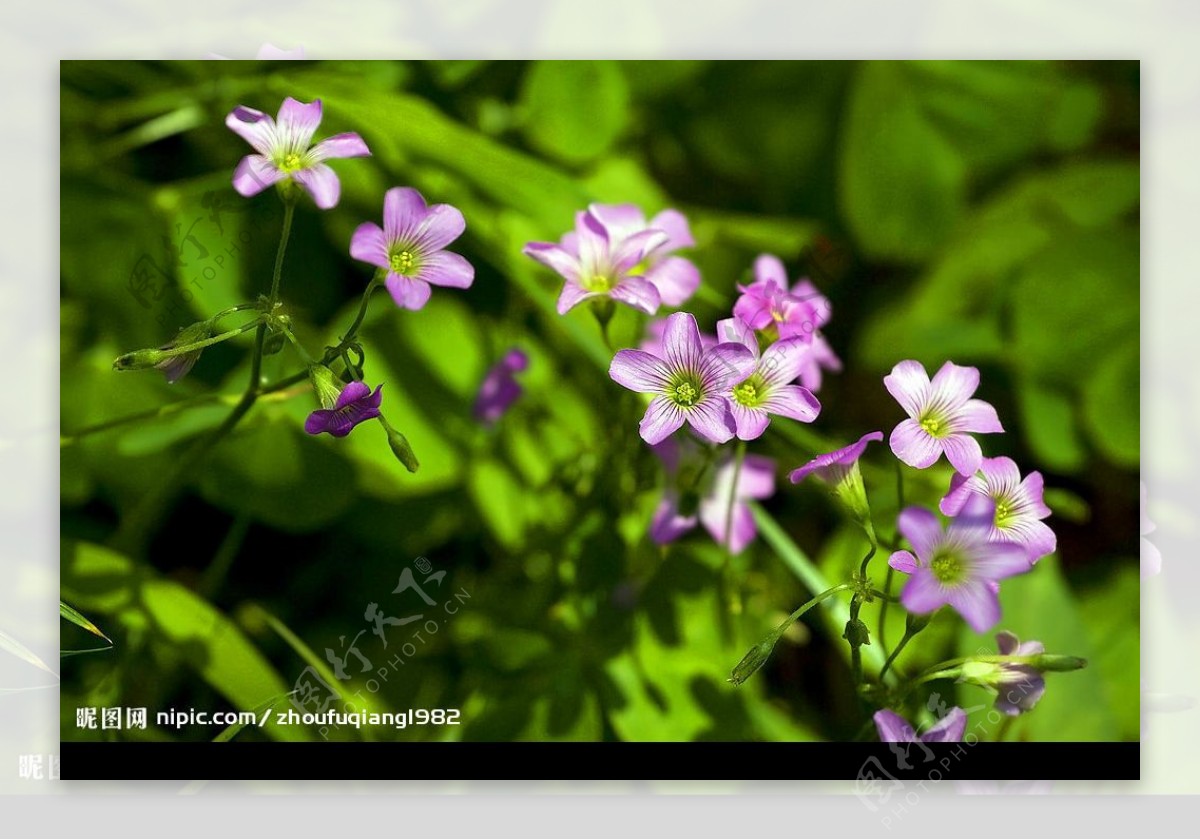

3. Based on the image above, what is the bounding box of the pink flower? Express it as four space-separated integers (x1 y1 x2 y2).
883 360 1003 476
940 456 1056 564
350 187 474 310
226 97 370 209
716 317 820 441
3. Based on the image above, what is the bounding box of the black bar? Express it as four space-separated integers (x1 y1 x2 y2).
61 741 1138 781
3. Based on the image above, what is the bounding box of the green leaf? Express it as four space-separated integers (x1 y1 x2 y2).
60 601 112 644
1082 338 1140 467
519 60 630 166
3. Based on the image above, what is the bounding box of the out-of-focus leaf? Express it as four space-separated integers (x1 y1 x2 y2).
198 418 355 531
468 458 526 550
840 61 967 261
1016 379 1088 474
1082 338 1140 468
519 60 630 166
1010 228 1139 386
1075 566 1140 741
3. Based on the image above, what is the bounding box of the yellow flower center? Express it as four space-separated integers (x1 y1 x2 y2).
930 549 965 585
583 274 612 292
390 250 416 275
281 152 303 172
920 416 944 437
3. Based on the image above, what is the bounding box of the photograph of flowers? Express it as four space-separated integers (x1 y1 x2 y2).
59 59 1140 780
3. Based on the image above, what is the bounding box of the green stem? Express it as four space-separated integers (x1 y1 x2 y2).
61 393 229 445
268 200 295 304
847 543 876 686
877 566 896 655
338 274 382 348
276 321 317 365
879 620 924 682
719 440 748 621
160 319 261 356
111 201 295 557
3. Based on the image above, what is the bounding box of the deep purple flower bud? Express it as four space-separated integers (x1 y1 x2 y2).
473 348 529 425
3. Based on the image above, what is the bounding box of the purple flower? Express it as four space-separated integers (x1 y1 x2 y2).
650 438 775 554
523 207 670 315
587 204 701 306
887 496 1030 633
350 187 474 311
609 312 756 445
716 317 820 440
789 431 884 486
883 360 1003 476
1141 482 1161 578
473 348 529 425
992 631 1046 716
304 381 383 437
940 456 1056 564
226 97 370 209
874 708 967 743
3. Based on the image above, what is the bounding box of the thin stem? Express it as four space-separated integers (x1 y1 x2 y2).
877 566 896 654
159 319 261 356
339 274 382 347
210 302 260 322
61 393 228 445
879 622 923 682
276 321 317 365
720 439 748 623
268 200 295 304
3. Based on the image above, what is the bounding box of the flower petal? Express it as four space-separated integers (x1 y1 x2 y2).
958 398 1003 434
413 203 467 253
232 155 284 197
730 402 770 440
650 209 695 250
556 281 598 314
890 418 942 469
737 455 777 500
970 540 1031 581
610 229 669 273
226 106 276 155
650 495 697 545
523 242 581 284
1006 518 1057 563
419 251 474 289
609 276 661 315
385 272 432 310
644 256 700 307
276 97 323 149
292 163 341 209
900 569 950 615
575 210 611 276
754 253 789 286
383 187 429 242
763 384 820 423
996 631 1020 656
335 381 371 409
874 709 917 743
897 506 943 562
939 471 983 516
639 396 687 445
684 397 736 444
659 312 705 374
922 707 967 742
941 432 983 476
947 579 1002 633
587 203 645 240
930 361 980 410
732 286 775 330
883 359 931 417
310 132 371 161
888 550 919 574
699 498 756 554
349 222 390 269
702 343 758 391
715 317 759 354
609 349 673 393
1019 470 1052 519
758 337 811 386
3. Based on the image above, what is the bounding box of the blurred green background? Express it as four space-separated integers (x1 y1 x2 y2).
59 60 1139 744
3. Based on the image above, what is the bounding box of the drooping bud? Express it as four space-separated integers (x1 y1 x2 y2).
113 320 215 383
378 415 419 473
307 365 344 410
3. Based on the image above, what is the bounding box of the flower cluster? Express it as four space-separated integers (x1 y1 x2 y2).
220 97 475 444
